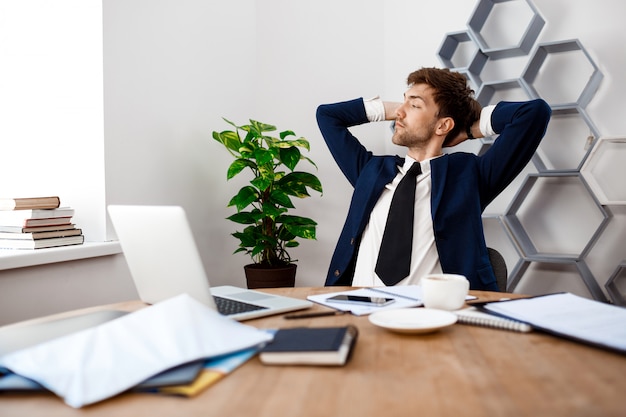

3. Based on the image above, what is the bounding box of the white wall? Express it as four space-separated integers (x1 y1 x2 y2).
1 0 625 323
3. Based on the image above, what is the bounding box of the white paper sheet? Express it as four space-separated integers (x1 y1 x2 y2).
307 287 423 316
0 293 273 408
307 285 476 316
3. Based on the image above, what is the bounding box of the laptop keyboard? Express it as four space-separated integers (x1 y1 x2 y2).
213 296 268 316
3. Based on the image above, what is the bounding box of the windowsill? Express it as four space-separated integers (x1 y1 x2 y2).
0 241 122 271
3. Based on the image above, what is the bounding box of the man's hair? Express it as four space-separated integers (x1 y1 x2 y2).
407 67 481 145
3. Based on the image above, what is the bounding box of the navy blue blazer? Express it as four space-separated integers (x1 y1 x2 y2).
316 98 551 290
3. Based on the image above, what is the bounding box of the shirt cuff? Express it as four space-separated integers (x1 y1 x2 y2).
479 105 496 137
363 96 385 122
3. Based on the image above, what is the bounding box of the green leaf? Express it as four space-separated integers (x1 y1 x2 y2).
278 171 323 197
214 130 241 153
249 120 277 135
238 144 255 156
261 201 286 219
279 214 317 226
227 211 257 225
232 231 255 248
279 130 296 140
222 117 239 130
228 186 259 211
253 148 274 165
279 146 301 171
227 159 255 180
269 189 295 208
288 138 311 151
250 176 272 192
284 223 317 240
301 156 318 170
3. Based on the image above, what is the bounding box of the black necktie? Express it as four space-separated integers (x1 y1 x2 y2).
375 162 422 285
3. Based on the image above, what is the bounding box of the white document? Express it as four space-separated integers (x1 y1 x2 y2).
307 286 424 316
483 293 626 354
307 285 476 316
0 293 273 408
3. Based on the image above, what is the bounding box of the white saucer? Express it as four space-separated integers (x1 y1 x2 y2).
368 308 457 334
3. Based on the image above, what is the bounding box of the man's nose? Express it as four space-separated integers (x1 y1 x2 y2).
395 104 405 119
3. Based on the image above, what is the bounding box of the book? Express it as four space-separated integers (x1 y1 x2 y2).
259 326 358 366
0 196 60 211
0 228 82 240
0 235 84 249
15 217 74 228
454 307 533 333
0 224 76 233
0 207 74 227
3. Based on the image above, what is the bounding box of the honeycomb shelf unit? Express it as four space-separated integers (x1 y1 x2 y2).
437 0 616 302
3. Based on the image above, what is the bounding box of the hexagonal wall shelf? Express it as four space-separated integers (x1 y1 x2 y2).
521 39 603 109
509 258 607 301
482 214 523 291
581 137 626 205
476 78 531 107
606 261 626 306
503 173 609 260
467 0 545 59
532 106 600 173
437 30 487 90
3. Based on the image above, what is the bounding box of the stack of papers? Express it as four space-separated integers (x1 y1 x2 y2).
0 294 273 407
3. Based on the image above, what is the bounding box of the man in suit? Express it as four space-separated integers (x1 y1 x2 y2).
316 67 551 290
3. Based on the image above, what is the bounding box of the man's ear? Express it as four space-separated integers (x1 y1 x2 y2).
436 117 454 136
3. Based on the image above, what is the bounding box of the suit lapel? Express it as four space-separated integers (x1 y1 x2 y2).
430 155 448 217
351 156 402 234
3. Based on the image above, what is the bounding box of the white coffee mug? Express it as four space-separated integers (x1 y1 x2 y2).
421 274 469 311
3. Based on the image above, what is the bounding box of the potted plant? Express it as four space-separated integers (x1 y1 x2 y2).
212 118 323 288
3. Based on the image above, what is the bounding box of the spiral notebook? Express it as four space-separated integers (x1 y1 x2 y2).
454 307 533 333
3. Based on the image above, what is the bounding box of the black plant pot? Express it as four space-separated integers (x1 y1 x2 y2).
244 263 297 289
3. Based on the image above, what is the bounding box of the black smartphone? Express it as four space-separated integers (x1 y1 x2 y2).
326 294 395 307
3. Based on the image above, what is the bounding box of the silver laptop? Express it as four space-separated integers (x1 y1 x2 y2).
107 205 312 321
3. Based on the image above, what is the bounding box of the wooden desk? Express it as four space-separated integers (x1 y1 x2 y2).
1 287 625 417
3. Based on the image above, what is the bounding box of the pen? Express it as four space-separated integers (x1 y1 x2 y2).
284 310 346 320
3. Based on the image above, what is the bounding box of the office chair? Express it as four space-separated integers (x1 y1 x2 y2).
487 247 508 292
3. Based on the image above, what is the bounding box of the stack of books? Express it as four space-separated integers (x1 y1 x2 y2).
0 196 84 249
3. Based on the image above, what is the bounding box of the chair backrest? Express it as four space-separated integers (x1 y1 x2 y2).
487 247 508 292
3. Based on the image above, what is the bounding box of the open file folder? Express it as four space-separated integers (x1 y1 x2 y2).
476 292 626 355
0 294 273 408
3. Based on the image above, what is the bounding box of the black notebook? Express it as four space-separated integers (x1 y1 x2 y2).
259 326 358 366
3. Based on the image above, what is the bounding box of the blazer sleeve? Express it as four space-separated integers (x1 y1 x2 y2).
478 99 552 205
316 98 374 187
